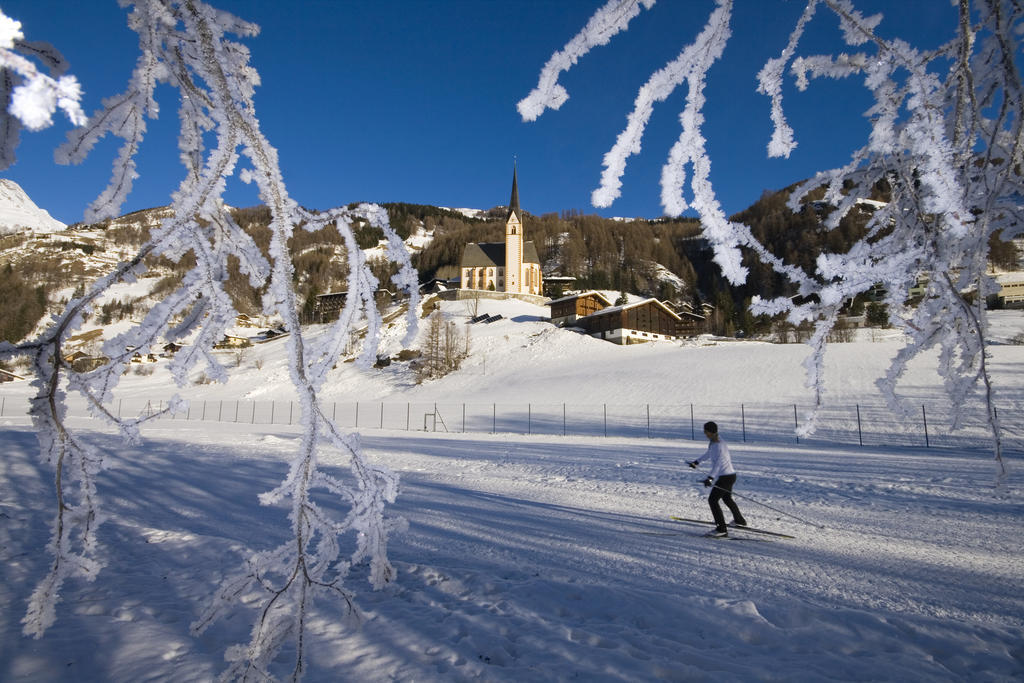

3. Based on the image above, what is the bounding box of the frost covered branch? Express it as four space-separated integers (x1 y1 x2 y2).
1 1 417 678
516 0 655 122
0 10 86 168
522 0 1022 483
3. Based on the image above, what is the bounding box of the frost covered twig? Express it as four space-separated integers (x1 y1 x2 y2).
516 0 655 122
521 0 1022 483
1 1 417 678
0 10 85 168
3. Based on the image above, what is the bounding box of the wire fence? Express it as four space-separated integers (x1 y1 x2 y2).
2 394 1020 454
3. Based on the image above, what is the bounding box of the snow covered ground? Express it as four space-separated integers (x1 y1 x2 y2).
1 299 1023 681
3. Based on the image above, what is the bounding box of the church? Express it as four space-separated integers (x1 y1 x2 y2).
459 167 543 296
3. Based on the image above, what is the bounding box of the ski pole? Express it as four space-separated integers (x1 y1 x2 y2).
692 472 825 529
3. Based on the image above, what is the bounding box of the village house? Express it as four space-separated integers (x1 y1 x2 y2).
996 273 1024 308
312 289 399 323
214 334 251 349
542 275 577 299
161 342 183 356
63 351 108 372
547 291 613 327
575 298 683 345
671 303 709 337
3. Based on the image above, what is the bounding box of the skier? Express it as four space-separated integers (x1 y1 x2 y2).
688 421 746 537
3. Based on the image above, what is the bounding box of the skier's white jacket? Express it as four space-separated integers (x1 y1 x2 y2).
693 440 736 480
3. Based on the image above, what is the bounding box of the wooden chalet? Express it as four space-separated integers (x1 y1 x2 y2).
542 275 576 299
313 289 398 322
214 334 251 349
576 298 681 344
162 342 183 355
547 291 613 327
665 301 710 337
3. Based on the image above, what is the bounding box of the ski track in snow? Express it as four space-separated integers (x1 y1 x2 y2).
0 422 1021 681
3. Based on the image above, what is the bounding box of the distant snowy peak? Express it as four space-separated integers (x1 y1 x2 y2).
0 179 65 235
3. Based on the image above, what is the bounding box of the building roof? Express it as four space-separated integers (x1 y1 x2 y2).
461 242 506 268
995 271 1024 284
547 290 613 307
461 240 541 268
580 298 682 321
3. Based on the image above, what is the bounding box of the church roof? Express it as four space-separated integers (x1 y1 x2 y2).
462 242 506 268
461 240 541 268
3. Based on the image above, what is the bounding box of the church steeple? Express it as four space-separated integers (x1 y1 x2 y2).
504 163 524 293
506 164 520 222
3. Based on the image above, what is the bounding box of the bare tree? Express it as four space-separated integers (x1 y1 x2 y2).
417 310 469 382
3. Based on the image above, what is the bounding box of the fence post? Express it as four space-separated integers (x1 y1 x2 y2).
604 404 607 438
741 404 747 442
289 402 294 425
1 396 4 416
794 405 799 444
493 403 496 434
270 401 275 425
856 404 863 446
218 400 223 422
119 399 123 419
235 400 239 423
252 401 256 424
922 404 930 448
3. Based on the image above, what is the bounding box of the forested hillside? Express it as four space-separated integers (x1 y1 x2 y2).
409 206 703 301
4 187 1017 346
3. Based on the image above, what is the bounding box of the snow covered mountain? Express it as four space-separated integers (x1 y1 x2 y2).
0 179 65 235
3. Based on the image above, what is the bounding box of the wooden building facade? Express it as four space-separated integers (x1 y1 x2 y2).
547 291 613 327
576 299 682 345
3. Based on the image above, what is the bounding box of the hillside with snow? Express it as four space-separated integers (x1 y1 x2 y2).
1 296 1023 681
0 179 65 235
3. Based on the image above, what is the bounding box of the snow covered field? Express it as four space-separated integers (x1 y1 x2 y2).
1 300 1023 681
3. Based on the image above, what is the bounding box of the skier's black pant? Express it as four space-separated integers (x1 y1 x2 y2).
709 474 745 530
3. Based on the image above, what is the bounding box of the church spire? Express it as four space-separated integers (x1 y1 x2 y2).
506 163 520 221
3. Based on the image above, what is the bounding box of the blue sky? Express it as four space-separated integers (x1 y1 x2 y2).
2 1 953 225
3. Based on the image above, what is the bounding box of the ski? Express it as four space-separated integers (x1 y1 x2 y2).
695 530 764 542
669 516 794 539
